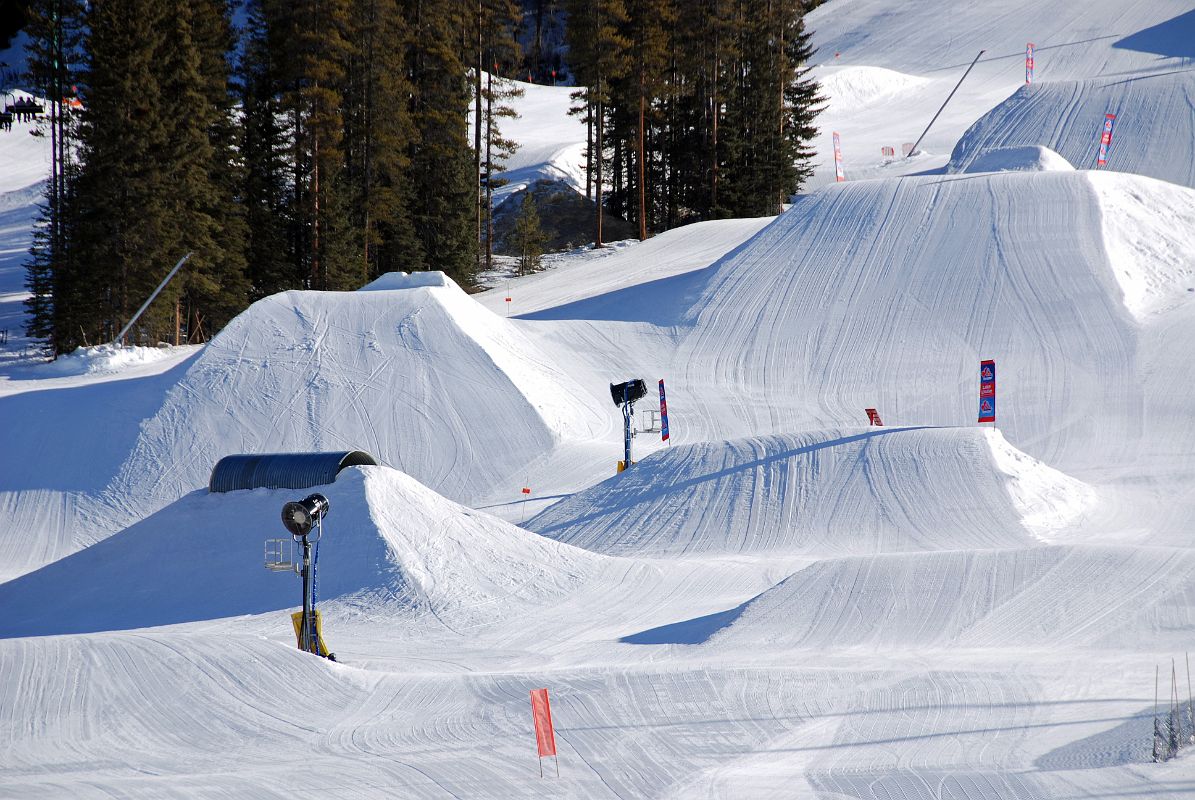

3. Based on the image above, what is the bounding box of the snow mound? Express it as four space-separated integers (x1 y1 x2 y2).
359 271 449 290
36 343 201 377
664 170 1168 472
701 544 1195 652
478 216 771 320
953 145 1075 174
97 276 605 533
530 427 1091 557
947 78 1195 189
1089 171 1195 318
0 465 602 639
818 65 929 108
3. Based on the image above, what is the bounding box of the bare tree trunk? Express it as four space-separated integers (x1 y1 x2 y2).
475 1 483 270
312 131 321 288
485 69 494 271
637 87 646 240
595 95 604 247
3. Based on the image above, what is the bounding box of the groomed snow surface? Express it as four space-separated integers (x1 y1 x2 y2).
4 1 1195 797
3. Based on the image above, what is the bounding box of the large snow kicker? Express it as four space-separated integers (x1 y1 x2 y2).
948 77 1195 189
100 273 606 529
530 427 1092 557
0 465 606 640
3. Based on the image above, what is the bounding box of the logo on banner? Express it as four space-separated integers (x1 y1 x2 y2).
1097 113 1116 167
978 358 996 423
658 379 670 442
1025 42 1035 84
832 132 846 182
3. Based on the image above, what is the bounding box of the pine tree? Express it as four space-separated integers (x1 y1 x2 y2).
345 0 418 281
563 0 629 247
23 0 85 354
402 0 478 283
70 0 172 346
512 192 547 275
240 0 297 298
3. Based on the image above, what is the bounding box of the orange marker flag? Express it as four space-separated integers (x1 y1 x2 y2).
530 688 558 776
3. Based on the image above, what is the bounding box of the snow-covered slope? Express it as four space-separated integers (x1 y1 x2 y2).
530 427 1091 557
808 0 1195 183
0 465 605 640
948 77 1195 188
4 1 1195 796
101 274 606 527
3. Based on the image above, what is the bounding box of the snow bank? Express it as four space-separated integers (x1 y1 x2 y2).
1089 171 1195 318
359 270 449 290
947 78 1195 189
704 544 1195 652
97 276 605 536
954 145 1075 174
36 343 201 377
0 465 603 639
818 65 929 108
530 427 1090 556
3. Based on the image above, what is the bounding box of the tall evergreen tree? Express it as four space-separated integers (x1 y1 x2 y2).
23 0 84 353
240 0 297 298
345 0 418 281
402 0 477 283
563 0 629 247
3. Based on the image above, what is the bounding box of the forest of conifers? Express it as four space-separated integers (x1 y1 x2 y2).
18 0 822 354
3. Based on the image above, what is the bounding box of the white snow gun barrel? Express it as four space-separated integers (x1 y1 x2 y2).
114 252 192 346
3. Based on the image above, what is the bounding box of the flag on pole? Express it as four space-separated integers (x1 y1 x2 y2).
1097 113 1116 167
659 379 670 442
832 132 846 182
1025 43 1035 84
978 359 996 423
865 408 883 426
530 688 558 777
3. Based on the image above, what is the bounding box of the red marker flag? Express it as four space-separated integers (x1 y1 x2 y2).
521 487 531 495
832 132 846 182
530 688 558 776
865 408 883 426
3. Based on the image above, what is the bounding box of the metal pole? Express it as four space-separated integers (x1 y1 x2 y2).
301 535 313 653
622 386 634 467
114 252 193 346
1155 664 1161 762
906 50 986 158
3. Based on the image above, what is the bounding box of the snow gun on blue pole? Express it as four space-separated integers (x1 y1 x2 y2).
611 378 647 473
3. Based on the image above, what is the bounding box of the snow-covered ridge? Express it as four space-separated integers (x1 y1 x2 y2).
817 64 930 109
1088 171 1195 318
0 465 606 640
530 427 1093 557
947 77 1195 189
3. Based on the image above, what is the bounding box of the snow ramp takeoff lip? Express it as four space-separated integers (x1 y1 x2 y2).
947 77 1195 189
100 273 605 533
528 427 1093 557
0 466 604 640
696 543 1195 652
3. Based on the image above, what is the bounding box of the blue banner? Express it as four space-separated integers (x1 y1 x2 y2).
978 359 996 423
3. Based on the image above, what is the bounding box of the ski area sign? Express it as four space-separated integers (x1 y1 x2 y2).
978 359 996 423
1097 113 1116 167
